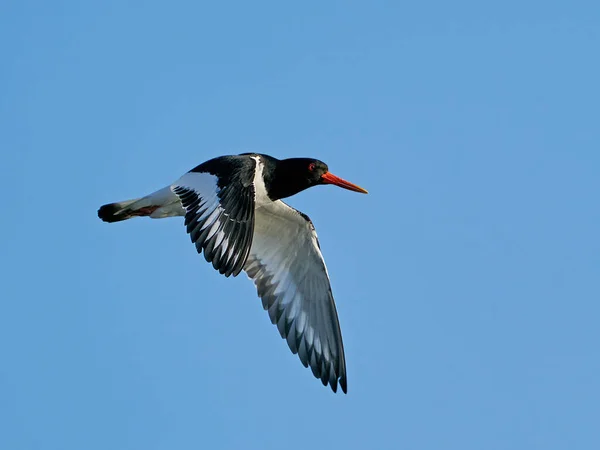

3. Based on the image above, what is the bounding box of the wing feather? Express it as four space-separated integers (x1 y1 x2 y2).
173 169 255 277
244 200 348 393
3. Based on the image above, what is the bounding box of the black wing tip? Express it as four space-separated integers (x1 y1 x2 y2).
339 376 347 394
325 375 347 394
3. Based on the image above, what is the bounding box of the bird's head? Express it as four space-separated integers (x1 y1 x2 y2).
273 158 368 199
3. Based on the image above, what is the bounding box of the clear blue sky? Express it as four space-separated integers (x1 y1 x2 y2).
2 1 599 449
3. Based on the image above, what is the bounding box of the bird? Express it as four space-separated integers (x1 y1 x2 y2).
98 153 368 393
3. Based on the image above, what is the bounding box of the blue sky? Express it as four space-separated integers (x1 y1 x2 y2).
2 1 599 449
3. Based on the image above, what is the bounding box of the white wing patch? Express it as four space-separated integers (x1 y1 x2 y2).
175 172 221 199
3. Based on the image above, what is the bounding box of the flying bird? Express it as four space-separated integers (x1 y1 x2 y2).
98 153 368 393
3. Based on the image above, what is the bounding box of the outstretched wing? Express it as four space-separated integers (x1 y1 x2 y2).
172 157 256 277
244 201 347 393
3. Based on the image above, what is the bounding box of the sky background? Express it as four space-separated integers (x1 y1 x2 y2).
1 1 599 449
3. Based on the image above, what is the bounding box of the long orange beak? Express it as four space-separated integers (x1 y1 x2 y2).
321 172 368 194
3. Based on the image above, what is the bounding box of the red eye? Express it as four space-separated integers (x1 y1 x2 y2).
308 163 316 171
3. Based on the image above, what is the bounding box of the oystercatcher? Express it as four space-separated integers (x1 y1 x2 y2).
98 153 367 393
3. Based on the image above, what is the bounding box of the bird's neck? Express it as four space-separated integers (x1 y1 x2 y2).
261 157 310 201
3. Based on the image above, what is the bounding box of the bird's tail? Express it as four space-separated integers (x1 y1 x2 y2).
97 198 150 223
98 187 185 223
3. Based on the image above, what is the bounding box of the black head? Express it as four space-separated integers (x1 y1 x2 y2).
267 157 368 200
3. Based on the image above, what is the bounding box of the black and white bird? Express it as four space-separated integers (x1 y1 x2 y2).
98 153 368 393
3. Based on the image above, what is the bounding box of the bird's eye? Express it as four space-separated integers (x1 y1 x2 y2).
308 163 316 172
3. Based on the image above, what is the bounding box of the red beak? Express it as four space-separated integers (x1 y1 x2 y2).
321 172 368 194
